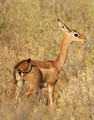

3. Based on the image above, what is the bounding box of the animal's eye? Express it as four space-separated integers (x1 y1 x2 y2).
73 33 79 37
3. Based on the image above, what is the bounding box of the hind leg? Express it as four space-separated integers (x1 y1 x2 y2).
26 84 38 97
26 89 34 97
26 80 39 98
14 80 24 107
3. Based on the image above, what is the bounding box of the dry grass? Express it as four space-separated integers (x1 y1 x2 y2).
0 0 94 120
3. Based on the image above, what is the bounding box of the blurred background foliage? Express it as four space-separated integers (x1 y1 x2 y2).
0 0 94 120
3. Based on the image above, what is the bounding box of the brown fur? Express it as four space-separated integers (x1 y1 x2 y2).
13 19 86 107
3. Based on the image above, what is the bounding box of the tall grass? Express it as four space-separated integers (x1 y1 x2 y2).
0 0 94 120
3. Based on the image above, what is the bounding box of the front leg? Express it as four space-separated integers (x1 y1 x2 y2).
49 84 55 108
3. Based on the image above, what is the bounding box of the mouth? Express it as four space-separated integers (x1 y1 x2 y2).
82 38 86 43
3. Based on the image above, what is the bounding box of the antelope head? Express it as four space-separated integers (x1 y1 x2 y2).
58 19 86 43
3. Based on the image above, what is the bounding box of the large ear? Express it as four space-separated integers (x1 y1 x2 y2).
58 19 71 33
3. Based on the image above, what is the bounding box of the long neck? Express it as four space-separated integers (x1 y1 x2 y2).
54 34 71 71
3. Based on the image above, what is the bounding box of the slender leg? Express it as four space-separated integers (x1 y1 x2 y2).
49 85 55 108
26 89 34 97
14 80 24 107
24 89 33 105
